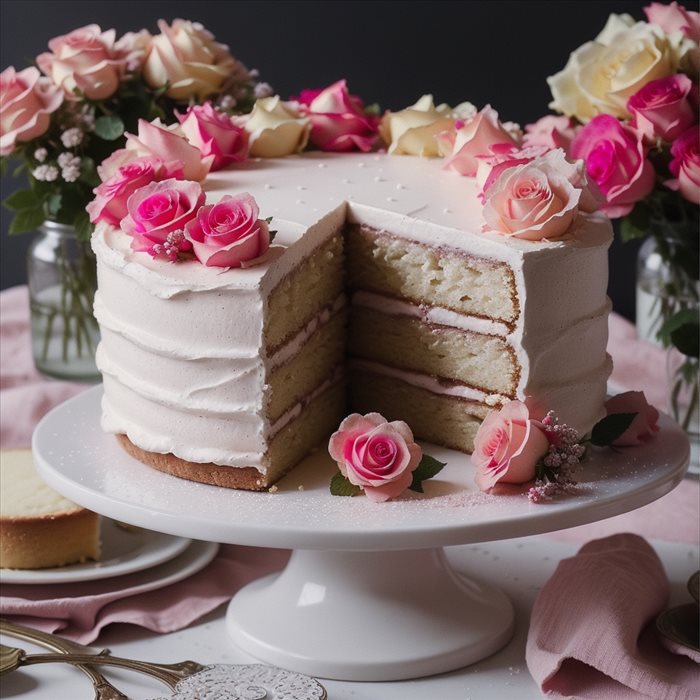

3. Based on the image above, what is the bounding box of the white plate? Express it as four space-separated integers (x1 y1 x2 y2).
0 518 191 584
1 540 219 599
32 385 690 551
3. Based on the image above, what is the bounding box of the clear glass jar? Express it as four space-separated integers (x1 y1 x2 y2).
635 237 668 346
27 221 100 382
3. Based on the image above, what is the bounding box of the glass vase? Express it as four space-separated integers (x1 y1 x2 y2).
27 221 100 382
636 236 699 473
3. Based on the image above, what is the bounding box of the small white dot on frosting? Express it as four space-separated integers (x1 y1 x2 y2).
396 183 406 190
297 185 307 191
357 162 366 168
342 178 352 184
317 162 327 168
373 176 385 182
347 194 354 199
443 208 452 214
387 197 397 202
253 158 262 163
264 184 273 190
296 199 305 204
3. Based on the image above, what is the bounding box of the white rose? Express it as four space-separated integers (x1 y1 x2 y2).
241 96 310 158
379 95 465 157
547 14 676 122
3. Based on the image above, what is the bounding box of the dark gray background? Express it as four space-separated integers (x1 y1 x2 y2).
1 0 648 318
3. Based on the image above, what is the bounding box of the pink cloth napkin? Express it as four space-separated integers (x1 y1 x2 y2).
527 533 700 699
0 285 88 449
1 545 289 644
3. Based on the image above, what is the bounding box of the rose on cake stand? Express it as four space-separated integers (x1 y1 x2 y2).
1 20 263 380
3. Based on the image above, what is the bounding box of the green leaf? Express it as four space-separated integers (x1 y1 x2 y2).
0 157 8 176
409 454 447 493
365 102 381 116
73 211 94 242
94 115 125 141
8 206 46 235
329 472 362 497
46 192 62 218
619 202 651 241
590 413 637 447
3 189 41 211
670 321 699 358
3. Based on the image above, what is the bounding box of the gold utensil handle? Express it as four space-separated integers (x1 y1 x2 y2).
0 621 127 700
15 649 207 690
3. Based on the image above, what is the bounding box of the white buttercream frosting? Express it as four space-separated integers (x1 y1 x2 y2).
94 151 613 469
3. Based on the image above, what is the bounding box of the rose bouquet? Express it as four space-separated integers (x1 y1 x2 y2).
536 1 699 432
0 20 265 378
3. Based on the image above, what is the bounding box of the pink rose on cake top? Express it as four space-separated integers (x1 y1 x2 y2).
293 79 379 153
177 103 249 170
87 156 184 227
0 66 63 156
522 115 578 151
184 193 271 268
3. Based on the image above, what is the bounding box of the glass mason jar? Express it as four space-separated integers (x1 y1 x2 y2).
27 221 100 382
636 236 699 472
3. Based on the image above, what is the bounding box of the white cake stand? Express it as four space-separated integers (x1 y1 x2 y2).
32 386 689 682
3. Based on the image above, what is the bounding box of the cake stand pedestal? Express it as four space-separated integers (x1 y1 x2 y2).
32 386 689 682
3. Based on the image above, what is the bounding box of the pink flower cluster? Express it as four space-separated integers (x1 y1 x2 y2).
116 177 270 269
436 105 602 241
88 112 250 229
472 392 659 499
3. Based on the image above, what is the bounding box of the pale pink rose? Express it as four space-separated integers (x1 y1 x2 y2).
125 119 213 182
571 115 656 218
142 19 240 101
645 2 700 43
177 103 248 170
293 79 379 152
476 143 550 198
87 156 184 226
121 179 204 255
482 150 589 241
36 24 127 100
523 115 577 151
604 391 660 446
0 67 62 156
328 412 422 503
473 401 550 492
114 29 152 73
184 193 270 268
628 75 695 143
666 126 700 204
442 106 519 177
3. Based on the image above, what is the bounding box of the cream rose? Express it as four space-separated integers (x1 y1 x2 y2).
240 96 310 158
142 19 237 100
548 14 676 122
379 95 469 157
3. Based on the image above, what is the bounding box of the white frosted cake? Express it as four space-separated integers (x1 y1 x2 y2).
92 152 612 489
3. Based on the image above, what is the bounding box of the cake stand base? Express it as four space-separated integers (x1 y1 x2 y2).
226 547 514 681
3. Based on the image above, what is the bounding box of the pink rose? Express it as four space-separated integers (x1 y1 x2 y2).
476 143 550 198
604 391 660 446
666 126 700 204
177 103 248 171
571 115 656 218
125 119 213 182
473 401 550 491
523 115 577 151
185 193 270 268
644 2 700 43
121 179 204 256
294 79 379 152
328 413 422 502
628 75 695 143
36 24 127 100
87 156 184 226
0 67 62 156
442 105 519 177
482 150 589 241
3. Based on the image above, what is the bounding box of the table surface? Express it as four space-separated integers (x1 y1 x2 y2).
1 528 698 700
